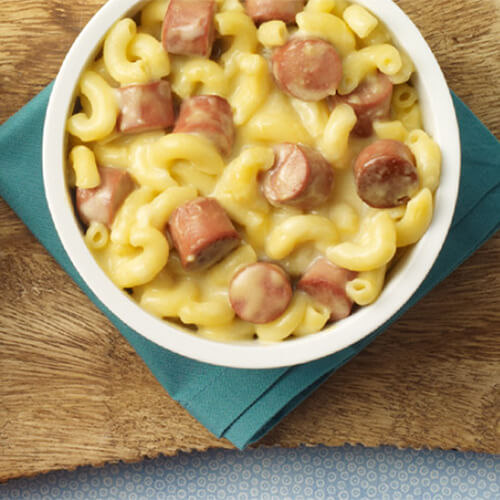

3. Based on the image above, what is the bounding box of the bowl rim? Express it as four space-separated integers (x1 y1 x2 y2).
43 0 461 369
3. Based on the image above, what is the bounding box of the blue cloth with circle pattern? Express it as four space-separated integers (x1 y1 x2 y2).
1 445 499 498
0 87 499 449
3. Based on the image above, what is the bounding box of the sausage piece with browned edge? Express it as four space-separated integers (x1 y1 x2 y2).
76 167 135 228
262 143 334 210
167 198 241 271
297 257 357 321
117 81 175 134
354 139 419 208
173 95 235 156
229 262 293 324
340 71 393 137
272 38 343 101
245 0 305 24
162 0 216 57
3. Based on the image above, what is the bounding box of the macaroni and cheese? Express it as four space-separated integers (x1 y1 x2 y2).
66 0 442 343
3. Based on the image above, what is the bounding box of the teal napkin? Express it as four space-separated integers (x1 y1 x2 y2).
1 85 499 449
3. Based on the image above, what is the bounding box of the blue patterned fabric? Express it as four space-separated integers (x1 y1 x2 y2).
1 446 499 499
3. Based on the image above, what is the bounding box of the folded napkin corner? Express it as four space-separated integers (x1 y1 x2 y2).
0 88 499 448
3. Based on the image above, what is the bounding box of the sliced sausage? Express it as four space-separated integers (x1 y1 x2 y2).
262 143 334 210
340 71 393 137
245 0 305 24
162 0 216 57
297 257 357 321
272 38 343 101
117 81 175 134
354 139 419 208
76 167 135 227
173 95 235 156
229 262 293 324
167 197 241 271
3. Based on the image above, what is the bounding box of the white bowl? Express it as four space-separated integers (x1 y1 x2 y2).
43 0 460 368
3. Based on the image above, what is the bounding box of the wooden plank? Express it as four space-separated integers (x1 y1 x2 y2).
1 0 499 482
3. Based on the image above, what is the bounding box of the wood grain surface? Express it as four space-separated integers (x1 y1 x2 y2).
1 0 499 482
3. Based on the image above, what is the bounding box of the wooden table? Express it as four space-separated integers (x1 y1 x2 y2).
1 0 499 482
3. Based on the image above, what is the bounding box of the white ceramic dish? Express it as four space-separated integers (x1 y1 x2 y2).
43 0 461 369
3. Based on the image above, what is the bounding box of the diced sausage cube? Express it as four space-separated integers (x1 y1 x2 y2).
229 262 293 324
167 197 241 270
297 257 357 321
76 166 135 227
262 143 334 210
354 139 419 208
162 0 216 57
245 0 305 24
117 81 175 134
173 95 235 156
339 71 393 137
272 38 343 101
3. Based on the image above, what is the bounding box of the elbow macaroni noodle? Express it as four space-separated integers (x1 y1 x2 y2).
104 19 151 85
70 145 101 189
339 44 402 94
68 0 443 342
257 21 288 47
67 70 118 142
304 0 336 14
140 0 169 37
229 53 271 125
326 212 397 272
296 11 356 57
343 5 378 38
319 102 357 165
170 58 228 98
346 264 386 306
